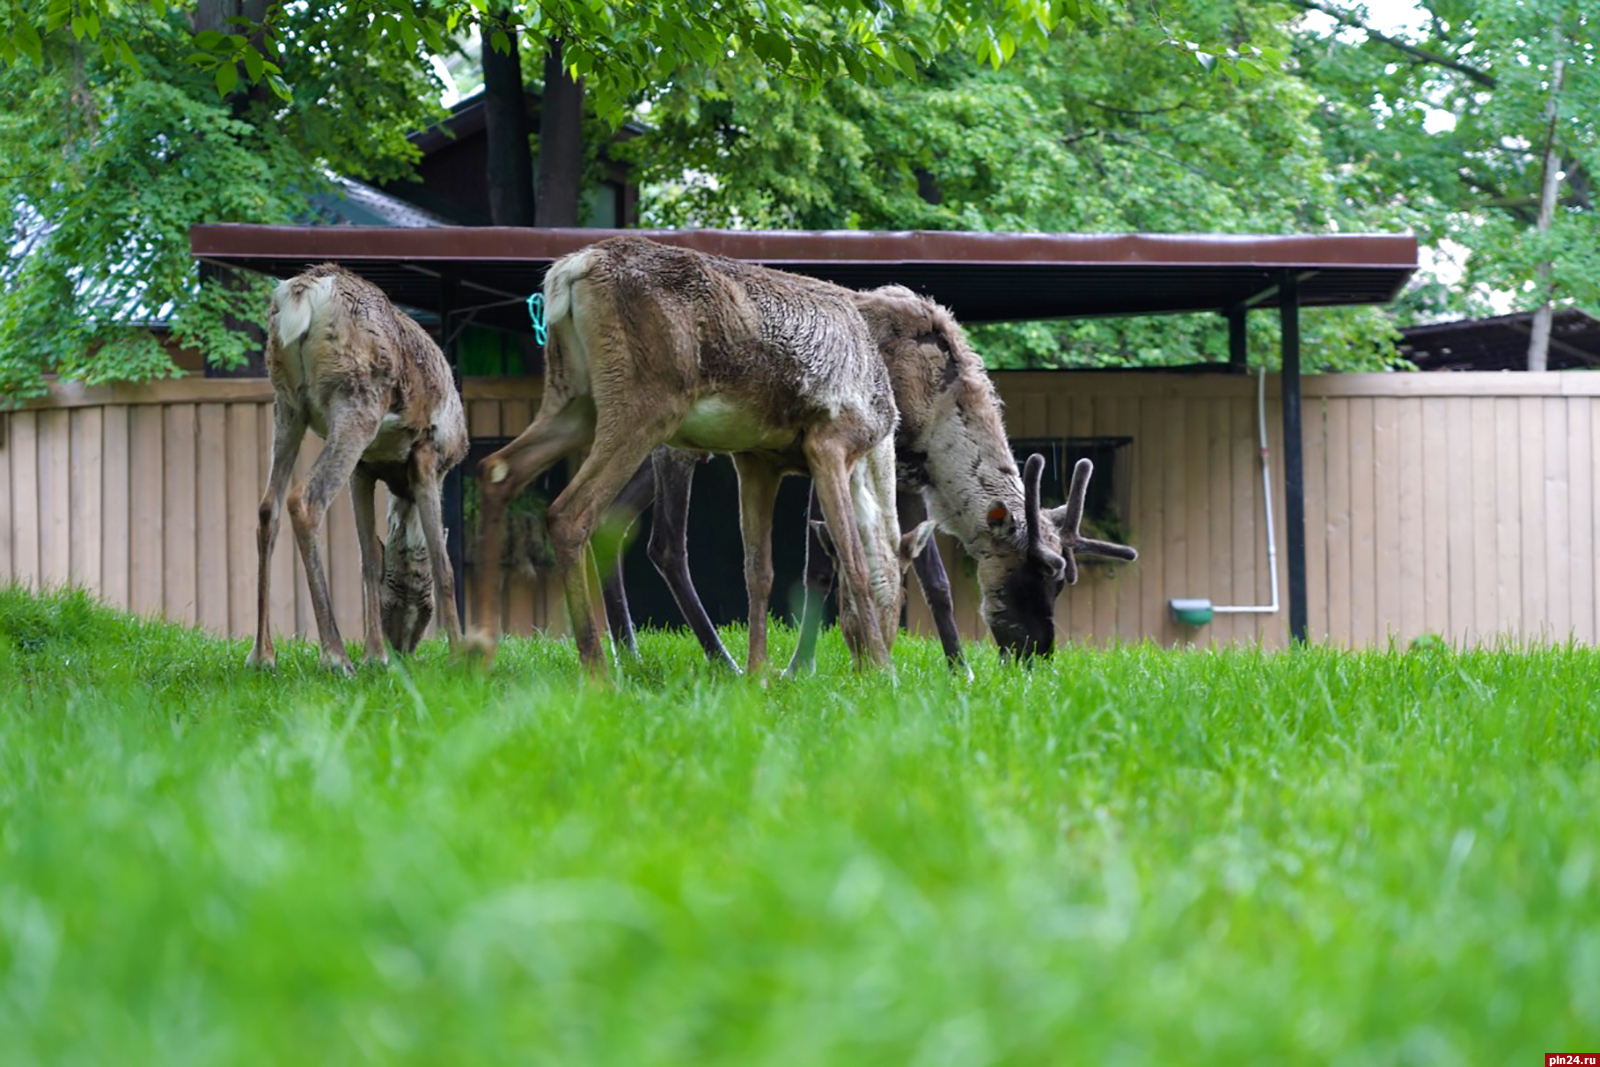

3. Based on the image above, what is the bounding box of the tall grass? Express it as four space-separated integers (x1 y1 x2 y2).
1 585 1597 1066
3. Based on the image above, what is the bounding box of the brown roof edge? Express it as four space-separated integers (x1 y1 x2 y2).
190 224 1418 271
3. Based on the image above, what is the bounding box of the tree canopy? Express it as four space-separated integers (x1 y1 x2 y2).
0 0 1594 399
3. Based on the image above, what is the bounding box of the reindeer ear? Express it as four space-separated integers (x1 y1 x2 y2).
899 520 937 567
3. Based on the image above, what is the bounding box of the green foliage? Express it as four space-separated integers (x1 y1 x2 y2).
1293 0 1600 323
2 585 1599 1061
0 4 446 403
629 4 1407 370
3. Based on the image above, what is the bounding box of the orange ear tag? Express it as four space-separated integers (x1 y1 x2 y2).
987 504 1008 524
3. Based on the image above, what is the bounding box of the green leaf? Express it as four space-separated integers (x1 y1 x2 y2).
215 62 239 98
14 20 42 65
115 38 141 74
243 47 264 83
490 29 510 55
193 30 226 51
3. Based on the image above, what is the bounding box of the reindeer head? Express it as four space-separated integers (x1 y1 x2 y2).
379 500 434 654
977 454 1138 660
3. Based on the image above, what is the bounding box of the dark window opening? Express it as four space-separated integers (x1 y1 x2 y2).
1009 435 1133 545
460 442 822 633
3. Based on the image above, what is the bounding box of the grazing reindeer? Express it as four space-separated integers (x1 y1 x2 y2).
598 285 1138 669
246 264 468 675
469 236 927 680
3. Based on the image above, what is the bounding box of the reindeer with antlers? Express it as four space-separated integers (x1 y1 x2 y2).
596 285 1139 670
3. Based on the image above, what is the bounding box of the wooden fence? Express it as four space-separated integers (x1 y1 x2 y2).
5 371 1600 649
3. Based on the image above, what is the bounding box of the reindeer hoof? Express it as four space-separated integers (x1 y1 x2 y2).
245 648 276 671
321 653 356 678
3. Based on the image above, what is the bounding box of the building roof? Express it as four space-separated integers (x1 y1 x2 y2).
190 224 1418 333
1401 308 1600 371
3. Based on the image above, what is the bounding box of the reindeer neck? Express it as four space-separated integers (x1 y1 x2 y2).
901 398 1024 551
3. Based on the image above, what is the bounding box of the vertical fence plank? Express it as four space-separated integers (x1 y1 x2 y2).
260 404 298 638
1161 399 1188 646
1543 397 1571 641
1136 396 1167 640
69 408 104 592
1300 397 1328 644
0 413 11 583
1323 399 1352 646
101 405 130 610
1115 395 1146 645
1419 399 1452 638
326 479 362 642
1229 395 1259 643
1468 397 1498 644
1090 396 1123 646
1348 398 1377 646
1068 391 1097 642
164 404 198 624
228 404 260 637
1372 397 1401 646
129 405 164 616
1593 399 1600 648
1444 398 1475 643
1396 399 1426 642
10 412 38 587
1492 399 1522 642
38 409 71 589
196 404 230 634
1201 396 1230 642
1567 398 1594 644
1518 397 1547 640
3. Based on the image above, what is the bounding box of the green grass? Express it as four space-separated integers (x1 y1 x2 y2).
2 585 1598 1066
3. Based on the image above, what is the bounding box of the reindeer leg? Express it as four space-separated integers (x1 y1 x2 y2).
731 454 783 678
901 490 967 674
547 413 679 681
805 435 891 670
288 408 380 676
350 467 387 665
248 400 306 670
409 444 463 653
469 403 591 660
649 448 739 671
783 486 835 677
599 456 655 659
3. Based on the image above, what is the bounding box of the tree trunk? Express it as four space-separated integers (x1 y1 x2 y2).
535 38 585 227
482 17 536 226
1527 54 1566 373
192 0 270 118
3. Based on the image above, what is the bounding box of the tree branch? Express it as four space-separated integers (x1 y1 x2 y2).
1288 0 1497 88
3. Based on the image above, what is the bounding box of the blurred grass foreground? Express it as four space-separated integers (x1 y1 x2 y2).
1 585 1597 1065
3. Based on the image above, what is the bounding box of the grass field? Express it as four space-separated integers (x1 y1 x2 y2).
2 585 1597 1066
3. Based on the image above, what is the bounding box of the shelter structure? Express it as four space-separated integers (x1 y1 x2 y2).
188 224 1418 645
1402 309 1600 372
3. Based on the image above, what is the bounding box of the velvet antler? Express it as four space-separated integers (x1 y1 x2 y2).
1049 458 1138 585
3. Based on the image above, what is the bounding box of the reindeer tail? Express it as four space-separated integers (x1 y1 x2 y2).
269 272 335 351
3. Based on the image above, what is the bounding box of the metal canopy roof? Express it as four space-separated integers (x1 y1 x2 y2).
191 224 1417 333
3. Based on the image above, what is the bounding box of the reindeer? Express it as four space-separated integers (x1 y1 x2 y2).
468 236 930 680
246 263 468 675
596 285 1139 670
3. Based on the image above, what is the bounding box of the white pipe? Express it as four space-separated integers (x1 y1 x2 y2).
1211 363 1280 615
